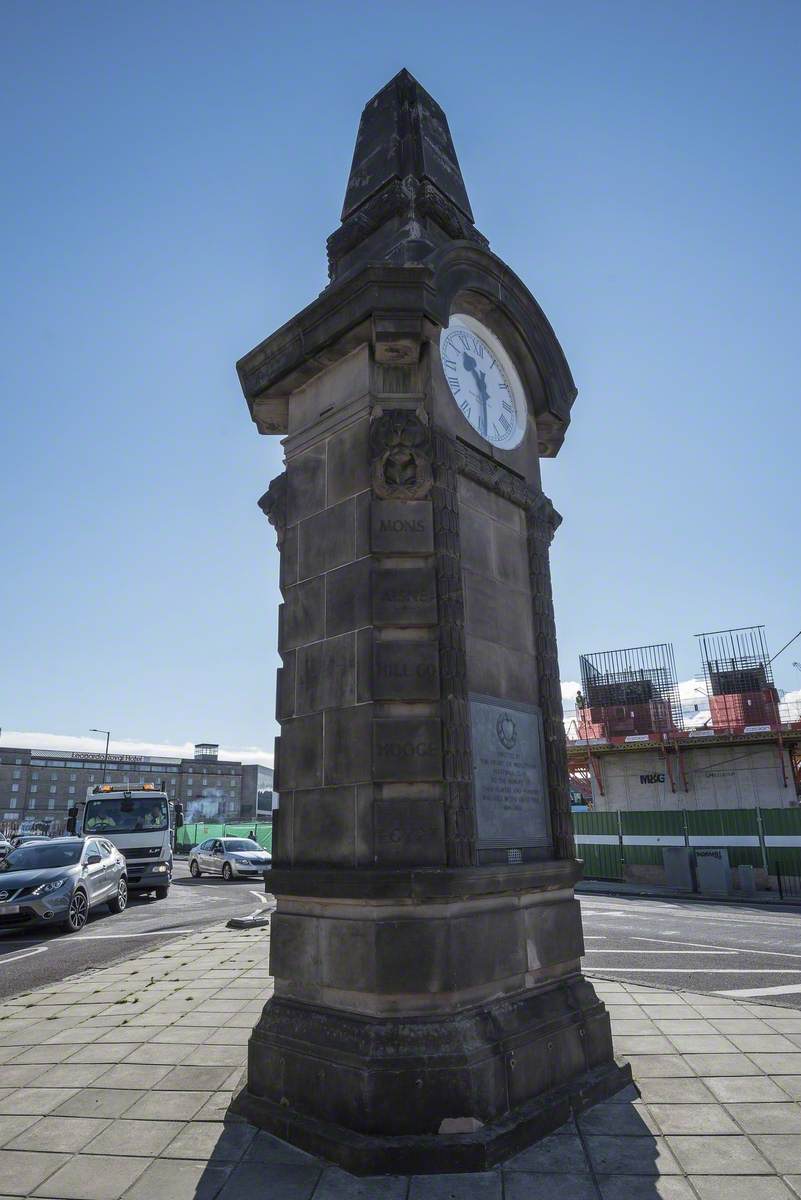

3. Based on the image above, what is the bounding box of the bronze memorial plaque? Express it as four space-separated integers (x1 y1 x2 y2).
469 694 550 849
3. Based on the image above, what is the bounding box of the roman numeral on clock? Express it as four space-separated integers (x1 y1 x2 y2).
447 375 460 394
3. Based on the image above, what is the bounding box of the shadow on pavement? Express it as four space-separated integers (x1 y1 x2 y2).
190 1088 665 1199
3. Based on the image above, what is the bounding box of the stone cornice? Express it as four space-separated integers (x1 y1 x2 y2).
237 265 445 432
238 245 577 456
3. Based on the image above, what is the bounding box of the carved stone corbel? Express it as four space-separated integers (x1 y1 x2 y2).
368 406 433 500
257 472 287 549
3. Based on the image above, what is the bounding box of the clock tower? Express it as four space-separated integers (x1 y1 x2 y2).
234 69 628 1175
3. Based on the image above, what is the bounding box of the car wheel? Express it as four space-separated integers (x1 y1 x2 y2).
154 885 169 900
107 878 128 914
222 862 233 881
189 860 200 877
64 889 89 933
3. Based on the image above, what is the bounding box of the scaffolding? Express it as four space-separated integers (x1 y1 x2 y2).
697 625 781 734
577 642 684 739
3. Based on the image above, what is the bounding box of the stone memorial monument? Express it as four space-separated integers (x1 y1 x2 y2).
233 69 629 1174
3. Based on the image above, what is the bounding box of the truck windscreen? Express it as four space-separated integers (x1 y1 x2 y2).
84 797 168 834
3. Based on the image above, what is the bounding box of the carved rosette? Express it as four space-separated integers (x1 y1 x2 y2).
257 472 287 549
526 494 574 860
369 406 433 500
431 431 476 867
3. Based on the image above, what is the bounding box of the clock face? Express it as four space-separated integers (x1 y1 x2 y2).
440 315 526 449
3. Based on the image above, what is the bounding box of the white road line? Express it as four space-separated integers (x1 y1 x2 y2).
581 904 681 913
631 936 801 961
72 928 192 940
584 936 607 940
581 911 629 917
585 905 801 931
0 946 48 966
715 982 801 998
586 968 801 974
249 892 268 905
586 949 738 955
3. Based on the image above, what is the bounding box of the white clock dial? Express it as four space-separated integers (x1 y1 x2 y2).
440 315 526 449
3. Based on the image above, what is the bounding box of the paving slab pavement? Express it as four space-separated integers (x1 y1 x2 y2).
0 923 800 1198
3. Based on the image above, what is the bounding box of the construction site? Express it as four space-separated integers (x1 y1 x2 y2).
565 626 801 891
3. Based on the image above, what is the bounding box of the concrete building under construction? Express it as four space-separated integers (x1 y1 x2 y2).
567 627 801 812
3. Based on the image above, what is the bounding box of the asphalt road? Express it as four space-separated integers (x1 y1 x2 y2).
0 860 272 1000
580 892 801 1008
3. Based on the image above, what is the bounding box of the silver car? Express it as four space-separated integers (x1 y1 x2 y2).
0 836 128 934
189 836 271 881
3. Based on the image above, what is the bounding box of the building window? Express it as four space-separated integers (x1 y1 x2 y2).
48 797 56 810
32 773 39 781
30 784 38 793
49 786 57 794
30 796 37 808
13 769 21 779
50 774 57 781
9 797 17 809
11 783 19 792
68 786 76 794
70 773 76 781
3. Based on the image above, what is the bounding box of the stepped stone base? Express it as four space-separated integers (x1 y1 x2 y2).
231 979 631 1175
233 1056 631 1176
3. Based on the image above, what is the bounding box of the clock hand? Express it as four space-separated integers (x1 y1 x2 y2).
462 352 490 436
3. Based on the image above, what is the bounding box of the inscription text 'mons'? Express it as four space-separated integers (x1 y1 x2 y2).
379 518 425 534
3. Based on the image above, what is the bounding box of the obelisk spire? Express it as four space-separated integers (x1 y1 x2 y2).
327 69 487 279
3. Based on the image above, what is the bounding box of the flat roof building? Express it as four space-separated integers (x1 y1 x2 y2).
0 741 274 831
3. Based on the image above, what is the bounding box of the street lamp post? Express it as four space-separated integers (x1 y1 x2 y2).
90 729 111 783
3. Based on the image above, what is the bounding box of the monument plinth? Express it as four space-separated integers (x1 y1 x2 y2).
234 69 629 1174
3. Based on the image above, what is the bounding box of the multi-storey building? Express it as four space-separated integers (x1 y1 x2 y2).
0 741 274 829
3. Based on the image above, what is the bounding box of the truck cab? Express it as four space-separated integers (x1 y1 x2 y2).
68 784 173 898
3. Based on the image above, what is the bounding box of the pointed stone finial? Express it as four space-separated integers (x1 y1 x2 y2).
327 69 488 280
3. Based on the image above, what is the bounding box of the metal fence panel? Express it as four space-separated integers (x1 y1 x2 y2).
176 822 273 854
620 810 684 866
573 811 623 879
685 808 762 867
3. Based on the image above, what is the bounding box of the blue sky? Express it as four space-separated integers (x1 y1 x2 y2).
2 1 799 765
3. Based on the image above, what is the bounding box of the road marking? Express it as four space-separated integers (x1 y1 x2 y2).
631 936 801 961
581 910 628 917
586 949 738 955
715 982 801 997
0 946 48 966
72 928 192 940
249 892 268 905
584 903 801 931
581 903 681 913
584 936 606 940
586 968 801 974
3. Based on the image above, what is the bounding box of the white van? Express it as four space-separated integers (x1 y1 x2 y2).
68 784 173 898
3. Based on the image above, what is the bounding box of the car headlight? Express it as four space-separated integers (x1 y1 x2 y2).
32 877 69 896
231 854 248 862
154 863 168 873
